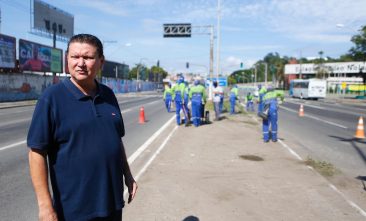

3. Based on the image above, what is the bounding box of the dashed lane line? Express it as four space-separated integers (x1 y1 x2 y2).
0 140 26 151
280 106 347 129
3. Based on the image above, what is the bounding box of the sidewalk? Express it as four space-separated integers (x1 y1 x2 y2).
124 111 366 221
0 100 36 109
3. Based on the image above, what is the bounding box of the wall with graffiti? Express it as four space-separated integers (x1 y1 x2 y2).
0 73 158 102
0 73 64 102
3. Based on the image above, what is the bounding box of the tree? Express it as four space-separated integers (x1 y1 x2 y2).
348 25 366 61
313 51 328 79
150 66 168 82
263 52 288 87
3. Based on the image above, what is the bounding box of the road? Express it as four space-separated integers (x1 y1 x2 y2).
1 94 366 220
279 98 366 178
0 92 172 221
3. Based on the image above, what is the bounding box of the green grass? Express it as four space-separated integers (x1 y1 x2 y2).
304 157 340 177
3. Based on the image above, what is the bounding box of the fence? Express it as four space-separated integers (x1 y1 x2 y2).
0 73 158 102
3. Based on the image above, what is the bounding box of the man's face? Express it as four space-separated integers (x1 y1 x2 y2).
67 42 104 82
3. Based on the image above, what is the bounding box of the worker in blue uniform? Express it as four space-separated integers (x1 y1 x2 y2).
229 85 238 114
257 84 267 116
163 83 173 112
172 76 187 125
262 86 284 142
246 92 254 112
183 81 191 122
189 80 207 127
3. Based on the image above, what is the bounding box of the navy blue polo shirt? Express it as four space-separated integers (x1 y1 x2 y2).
27 78 125 221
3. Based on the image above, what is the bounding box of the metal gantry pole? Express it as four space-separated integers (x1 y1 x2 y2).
209 25 214 81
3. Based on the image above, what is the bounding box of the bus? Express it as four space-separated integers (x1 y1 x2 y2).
289 78 327 100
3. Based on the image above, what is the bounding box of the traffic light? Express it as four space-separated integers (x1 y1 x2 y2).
240 62 243 68
157 60 160 67
186 62 189 69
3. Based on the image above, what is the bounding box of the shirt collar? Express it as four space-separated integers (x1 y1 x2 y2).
63 77 103 100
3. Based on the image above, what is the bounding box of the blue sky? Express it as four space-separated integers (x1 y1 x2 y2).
1 0 366 76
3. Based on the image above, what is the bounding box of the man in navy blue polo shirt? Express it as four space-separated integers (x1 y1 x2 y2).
28 34 137 221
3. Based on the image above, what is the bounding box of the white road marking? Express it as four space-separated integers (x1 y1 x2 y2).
276 129 366 218
280 106 347 129
128 115 175 164
124 115 176 198
245 104 366 217
278 139 303 160
0 140 26 151
134 125 178 181
0 117 32 128
328 184 366 217
121 108 132 114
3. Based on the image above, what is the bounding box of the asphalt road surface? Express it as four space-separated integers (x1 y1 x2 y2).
0 92 171 221
278 98 366 178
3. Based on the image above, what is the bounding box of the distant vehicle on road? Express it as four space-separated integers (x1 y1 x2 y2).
289 78 327 100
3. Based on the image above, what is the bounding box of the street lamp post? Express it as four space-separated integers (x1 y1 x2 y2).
136 58 147 92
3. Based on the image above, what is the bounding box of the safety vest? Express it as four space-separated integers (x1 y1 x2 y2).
247 94 253 101
172 83 185 102
230 87 238 100
163 88 173 100
189 84 207 103
263 90 284 104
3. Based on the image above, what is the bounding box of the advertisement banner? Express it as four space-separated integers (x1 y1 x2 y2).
19 39 63 73
0 34 16 69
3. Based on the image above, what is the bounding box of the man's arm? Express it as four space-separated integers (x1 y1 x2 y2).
120 141 138 203
29 149 58 221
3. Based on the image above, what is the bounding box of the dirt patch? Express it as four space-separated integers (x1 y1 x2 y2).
239 155 264 161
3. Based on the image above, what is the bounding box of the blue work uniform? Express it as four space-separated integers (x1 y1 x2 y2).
246 93 254 112
172 82 187 125
262 89 284 142
219 93 224 113
163 86 173 112
258 87 267 115
189 84 207 127
183 86 191 119
229 87 238 114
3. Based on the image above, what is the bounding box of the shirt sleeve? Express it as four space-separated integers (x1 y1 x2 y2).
27 98 54 150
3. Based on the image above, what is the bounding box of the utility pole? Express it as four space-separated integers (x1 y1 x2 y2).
299 50 302 79
216 0 221 81
264 62 268 86
115 65 118 80
254 64 257 84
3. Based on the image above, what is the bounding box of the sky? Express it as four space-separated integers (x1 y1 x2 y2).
1 0 366 76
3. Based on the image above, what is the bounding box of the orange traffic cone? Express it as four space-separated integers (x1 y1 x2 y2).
354 116 365 139
139 107 146 124
298 104 304 117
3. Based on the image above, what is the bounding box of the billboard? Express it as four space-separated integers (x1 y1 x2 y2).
0 34 16 69
19 39 63 73
102 60 129 79
206 77 228 87
285 62 366 75
33 0 74 40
